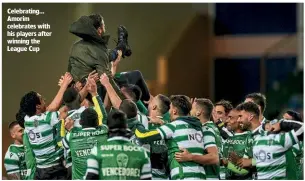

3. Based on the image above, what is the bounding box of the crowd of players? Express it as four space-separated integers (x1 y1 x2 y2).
3 12 304 181
4 68 304 180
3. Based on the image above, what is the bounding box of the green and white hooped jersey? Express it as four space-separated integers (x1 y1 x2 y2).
24 111 64 168
253 130 299 180
4 144 27 179
157 120 206 180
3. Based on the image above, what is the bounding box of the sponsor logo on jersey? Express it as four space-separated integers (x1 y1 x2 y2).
254 150 271 162
188 133 203 143
17 152 25 158
72 129 107 137
28 130 36 141
226 139 246 145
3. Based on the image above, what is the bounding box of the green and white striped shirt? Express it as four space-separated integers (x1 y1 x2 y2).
67 106 86 128
157 120 206 180
253 130 299 180
202 121 222 180
4 144 27 179
24 111 64 168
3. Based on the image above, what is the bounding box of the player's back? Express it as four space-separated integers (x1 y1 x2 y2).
128 117 151 154
24 111 63 168
98 136 151 180
157 117 206 180
68 125 108 179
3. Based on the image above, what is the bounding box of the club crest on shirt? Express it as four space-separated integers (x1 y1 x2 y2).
34 119 39 127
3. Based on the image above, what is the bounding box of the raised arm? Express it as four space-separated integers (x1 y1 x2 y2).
47 72 73 112
87 78 107 125
100 73 123 109
111 50 122 76
135 123 175 143
278 119 304 141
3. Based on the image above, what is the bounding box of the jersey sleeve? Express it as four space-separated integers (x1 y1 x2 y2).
84 145 100 180
46 111 60 127
135 124 162 143
202 126 217 149
279 130 298 149
157 122 175 140
92 95 107 125
140 150 152 180
4 148 20 175
136 100 148 115
62 133 72 168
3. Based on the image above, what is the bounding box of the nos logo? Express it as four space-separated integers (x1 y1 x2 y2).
254 150 271 162
188 133 203 143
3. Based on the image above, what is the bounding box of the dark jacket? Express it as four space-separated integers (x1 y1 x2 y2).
68 15 124 99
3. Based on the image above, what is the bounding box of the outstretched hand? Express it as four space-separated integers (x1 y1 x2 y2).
58 75 64 87
112 50 123 67
86 77 98 95
62 72 73 87
100 73 110 86
88 70 99 82
148 117 164 125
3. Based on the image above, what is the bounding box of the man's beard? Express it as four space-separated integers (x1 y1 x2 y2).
239 121 251 131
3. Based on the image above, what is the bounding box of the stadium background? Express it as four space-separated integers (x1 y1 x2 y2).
2 3 303 177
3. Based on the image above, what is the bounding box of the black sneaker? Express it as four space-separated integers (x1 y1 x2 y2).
116 25 132 58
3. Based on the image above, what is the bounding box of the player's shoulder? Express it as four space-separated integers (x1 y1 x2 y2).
126 141 146 152
5 145 21 158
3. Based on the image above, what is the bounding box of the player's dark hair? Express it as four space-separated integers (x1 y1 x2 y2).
107 109 131 138
170 95 192 116
157 94 171 115
16 110 26 128
286 110 302 122
195 98 214 120
80 108 98 128
63 87 78 104
236 102 260 118
119 99 138 119
215 100 233 114
63 87 81 110
245 93 267 114
88 14 103 30
9 121 20 130
121 85 137 102
20 91 41 117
